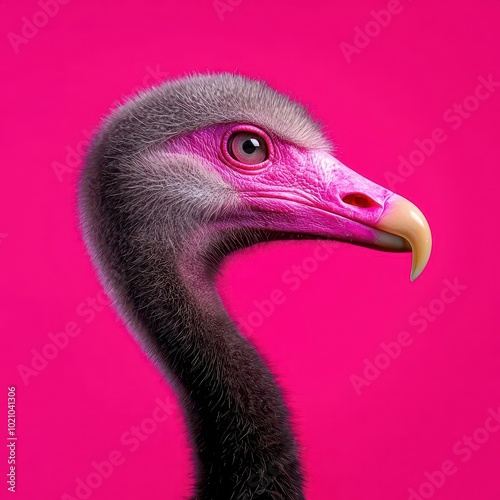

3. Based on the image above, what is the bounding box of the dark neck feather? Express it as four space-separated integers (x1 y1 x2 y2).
117 231 306 500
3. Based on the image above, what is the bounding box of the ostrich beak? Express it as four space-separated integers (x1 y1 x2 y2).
243 153 432 281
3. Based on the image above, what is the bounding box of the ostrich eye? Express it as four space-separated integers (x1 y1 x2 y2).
228 132 268 165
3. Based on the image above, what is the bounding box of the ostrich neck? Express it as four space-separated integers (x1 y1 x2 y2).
124 236 305 500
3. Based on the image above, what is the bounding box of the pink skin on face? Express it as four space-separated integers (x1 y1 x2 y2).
165 123 409 251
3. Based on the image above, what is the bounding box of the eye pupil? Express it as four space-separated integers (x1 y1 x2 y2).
242 138 259 154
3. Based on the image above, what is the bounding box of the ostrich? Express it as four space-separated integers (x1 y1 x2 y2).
78 73 431 499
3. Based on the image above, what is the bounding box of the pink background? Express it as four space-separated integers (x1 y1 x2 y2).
1 0 499 499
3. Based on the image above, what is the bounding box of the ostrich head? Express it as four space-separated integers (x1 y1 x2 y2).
79 73 431 499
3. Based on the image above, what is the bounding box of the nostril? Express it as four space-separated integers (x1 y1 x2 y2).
342 193 381 208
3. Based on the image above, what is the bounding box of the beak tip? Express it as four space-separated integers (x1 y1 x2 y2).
410 270 421 282
377 194 432 284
